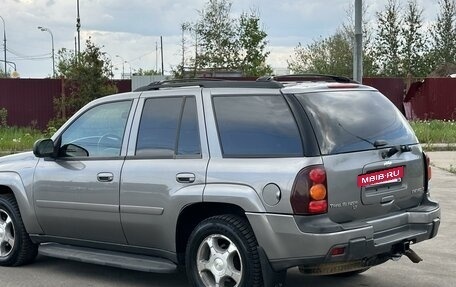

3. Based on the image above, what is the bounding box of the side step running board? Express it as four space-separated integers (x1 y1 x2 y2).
39 243 177 273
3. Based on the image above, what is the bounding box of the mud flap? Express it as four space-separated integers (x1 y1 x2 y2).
257 246 287 287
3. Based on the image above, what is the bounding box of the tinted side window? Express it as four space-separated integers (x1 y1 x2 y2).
60 101 132 158
177 97 201 156
136 97 201 158
213 95 303 158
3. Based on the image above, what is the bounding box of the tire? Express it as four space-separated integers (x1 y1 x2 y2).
185 215 263 287
0 193 38 266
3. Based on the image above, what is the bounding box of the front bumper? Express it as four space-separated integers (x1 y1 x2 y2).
246 199 440 271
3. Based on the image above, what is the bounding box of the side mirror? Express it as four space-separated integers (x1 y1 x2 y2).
60 144 89 158
33 139 55 158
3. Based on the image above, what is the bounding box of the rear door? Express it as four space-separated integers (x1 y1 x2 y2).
120 88 208 252
294 89 426 223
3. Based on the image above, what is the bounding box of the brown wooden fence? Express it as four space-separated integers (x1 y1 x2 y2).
0 77 455 129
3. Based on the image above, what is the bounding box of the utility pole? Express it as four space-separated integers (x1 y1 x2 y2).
160 36 164 76
76 0 81 55
353 0 363 83
0 16 7 77
155 41 158 73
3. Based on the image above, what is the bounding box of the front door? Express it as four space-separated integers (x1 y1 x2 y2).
34 100 134 244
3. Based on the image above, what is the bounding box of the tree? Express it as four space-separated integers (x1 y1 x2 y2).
429 0 456 68
134 68 161 76
288 2 379 78
288 31 352 77
173 0 272 78
341 1 379 76
372 0 403 76
401 0 428 77
53 38 117 125
195 0 239 70
238 12 272 76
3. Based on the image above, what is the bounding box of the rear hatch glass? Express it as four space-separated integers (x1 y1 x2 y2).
295 90 423 223
295 90 418 155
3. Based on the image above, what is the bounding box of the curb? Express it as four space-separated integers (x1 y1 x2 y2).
421 143 456 151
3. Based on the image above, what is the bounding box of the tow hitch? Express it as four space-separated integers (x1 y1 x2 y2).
393 241 423 263
405 248 423 263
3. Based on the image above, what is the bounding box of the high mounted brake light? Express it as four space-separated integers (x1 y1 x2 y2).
327 83 359 88
290 165 328 215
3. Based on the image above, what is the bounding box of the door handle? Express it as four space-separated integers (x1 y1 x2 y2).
176 173 195 183
97 172 114 182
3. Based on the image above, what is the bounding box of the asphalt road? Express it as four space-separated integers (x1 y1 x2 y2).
0 166 454 287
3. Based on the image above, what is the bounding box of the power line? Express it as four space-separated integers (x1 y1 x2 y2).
6 48 51 60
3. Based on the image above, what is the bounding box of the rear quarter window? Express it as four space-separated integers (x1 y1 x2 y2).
295 90 418 155
213 95 303 158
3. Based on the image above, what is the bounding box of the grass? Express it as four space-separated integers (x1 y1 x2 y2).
448 164 456 174
409 120 456 144
0 127 47 153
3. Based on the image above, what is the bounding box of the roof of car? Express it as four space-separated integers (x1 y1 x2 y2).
134 79 284 91
132 74 377 94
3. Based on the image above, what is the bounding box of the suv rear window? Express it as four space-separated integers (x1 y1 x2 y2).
213 95 303 158
295 90 418 155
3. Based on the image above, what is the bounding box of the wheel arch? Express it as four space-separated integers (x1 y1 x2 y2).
0 172 43 234
175 184 266 263
175 202 248 264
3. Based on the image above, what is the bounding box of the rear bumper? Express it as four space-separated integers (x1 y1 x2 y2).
246 199 440 271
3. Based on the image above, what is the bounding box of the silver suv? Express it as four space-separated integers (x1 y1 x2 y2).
0 76 440 287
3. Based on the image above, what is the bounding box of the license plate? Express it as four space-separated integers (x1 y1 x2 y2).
357 166 404 187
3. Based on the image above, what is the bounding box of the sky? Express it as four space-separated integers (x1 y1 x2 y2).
0 0 441 78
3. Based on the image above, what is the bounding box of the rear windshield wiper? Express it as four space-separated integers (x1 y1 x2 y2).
337 123 412 158
337 122 384 148
382 145 412 159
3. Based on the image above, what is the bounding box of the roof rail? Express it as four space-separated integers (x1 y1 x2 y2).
257 74 357 84
134 78 283 91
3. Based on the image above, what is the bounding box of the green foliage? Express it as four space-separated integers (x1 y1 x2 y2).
0 127 45 153
289 2 379 77
54 38 117 123
373 0 403 76
341 2 379 77
401 0 429 77
410 120 456 143
238 12 272 76
174 0 271 77
134 68 161 76
288 31 352 77
429 0 456 69
0 108 7 127
195 0 239 70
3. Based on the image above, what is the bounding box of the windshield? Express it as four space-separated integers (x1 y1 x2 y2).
295 90 418 155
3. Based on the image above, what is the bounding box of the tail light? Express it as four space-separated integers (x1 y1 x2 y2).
425 154 432 181
290 165 328 215
423 152 431 190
